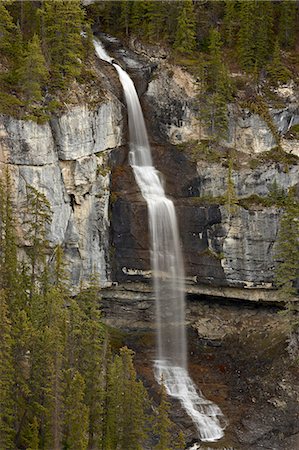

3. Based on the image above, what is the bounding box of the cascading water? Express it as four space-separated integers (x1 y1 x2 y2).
94 38 226 442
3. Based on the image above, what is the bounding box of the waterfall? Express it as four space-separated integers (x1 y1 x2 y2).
94 38 226 442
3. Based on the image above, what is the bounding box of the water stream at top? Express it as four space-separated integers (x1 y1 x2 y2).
94 38 225 442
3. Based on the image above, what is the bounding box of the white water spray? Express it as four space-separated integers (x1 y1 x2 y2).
94 38 225 442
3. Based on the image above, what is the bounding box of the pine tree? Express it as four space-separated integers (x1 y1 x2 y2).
9 0 40 41
104 347 150 450
0 1 15 56
130 0 149 37
120 0 131 36
153 381 172 450
0 290 15 450
76 277 105 449
24 185 51 295
279 0 297 49
0 167 18 293
64 370 89 450
119 347 149 450
146 1 168 43
223 0 237 48
275 188 299 359
267 39 291 86
104 352 123 450
198 29 232 142
174 0 196 53
237 0 256 71
42 0 85 87
255 1 274 69
24 416 40 450
18 34 48 103
29 287 67 450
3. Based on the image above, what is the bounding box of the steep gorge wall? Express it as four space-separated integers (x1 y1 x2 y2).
0 97 123 288
0 37 298 298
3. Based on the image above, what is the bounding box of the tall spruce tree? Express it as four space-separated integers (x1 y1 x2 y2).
0 290 15 450
76 278 105 449
237 0 256 71
18 34 48 103
153 382 172 450
279 0 297 49
223 0 238 48
267 39 291 86
275 188 299 359
0 1 15 57
42 0 85 87
198 28 232 142
255 1 274 69
24 185 51 295
104 347 150 450
63 370 89 450
174 0 196 53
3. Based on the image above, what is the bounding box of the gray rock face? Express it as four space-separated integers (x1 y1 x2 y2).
210 207 280 288
0 96 123 289
1 38 298 296
0 116 57 165
196 159 298 198
145 64 200 144
51 101 123 160
226 106 277 154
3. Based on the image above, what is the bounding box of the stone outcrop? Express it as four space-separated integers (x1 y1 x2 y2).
0 35 298 297
0 95 123 288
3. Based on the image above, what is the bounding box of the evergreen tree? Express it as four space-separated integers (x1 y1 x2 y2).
24 416 40 450
267 39 291 86
153 381 172 450
223 0 237 48
104 351 123 450
104 347 150 450
130 0 149 38
24 185 51 295
120 0 131 36
174 0 196 53
0 290 15 450
42 0 85 87
237 0 256 70
279 0 297 49
29 287 67 450
0 168 18 293
76 277 105 449
64 370 89 450
275 188 299 359
198 29 232 142
0 1 15 56
146 1 168 43
119 346 149 450
82 21 94 62
8 0 40 41
255 1 274 69
18 34 48 103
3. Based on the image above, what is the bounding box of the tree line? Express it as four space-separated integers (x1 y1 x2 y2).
0 0 93 120
0 169 185 449
88 0 297 65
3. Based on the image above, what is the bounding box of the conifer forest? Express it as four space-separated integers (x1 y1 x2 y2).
0 1 299 450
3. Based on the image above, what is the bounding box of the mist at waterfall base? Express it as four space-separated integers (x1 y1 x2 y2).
94 38 226 442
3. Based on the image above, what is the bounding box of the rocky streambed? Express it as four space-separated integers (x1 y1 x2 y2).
101 287 299 449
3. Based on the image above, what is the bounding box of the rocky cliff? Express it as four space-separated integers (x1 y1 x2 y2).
0 35 298 298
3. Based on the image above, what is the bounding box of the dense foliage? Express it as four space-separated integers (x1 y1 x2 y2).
275 188 299 360
0 172 183 449
0 0 298 122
